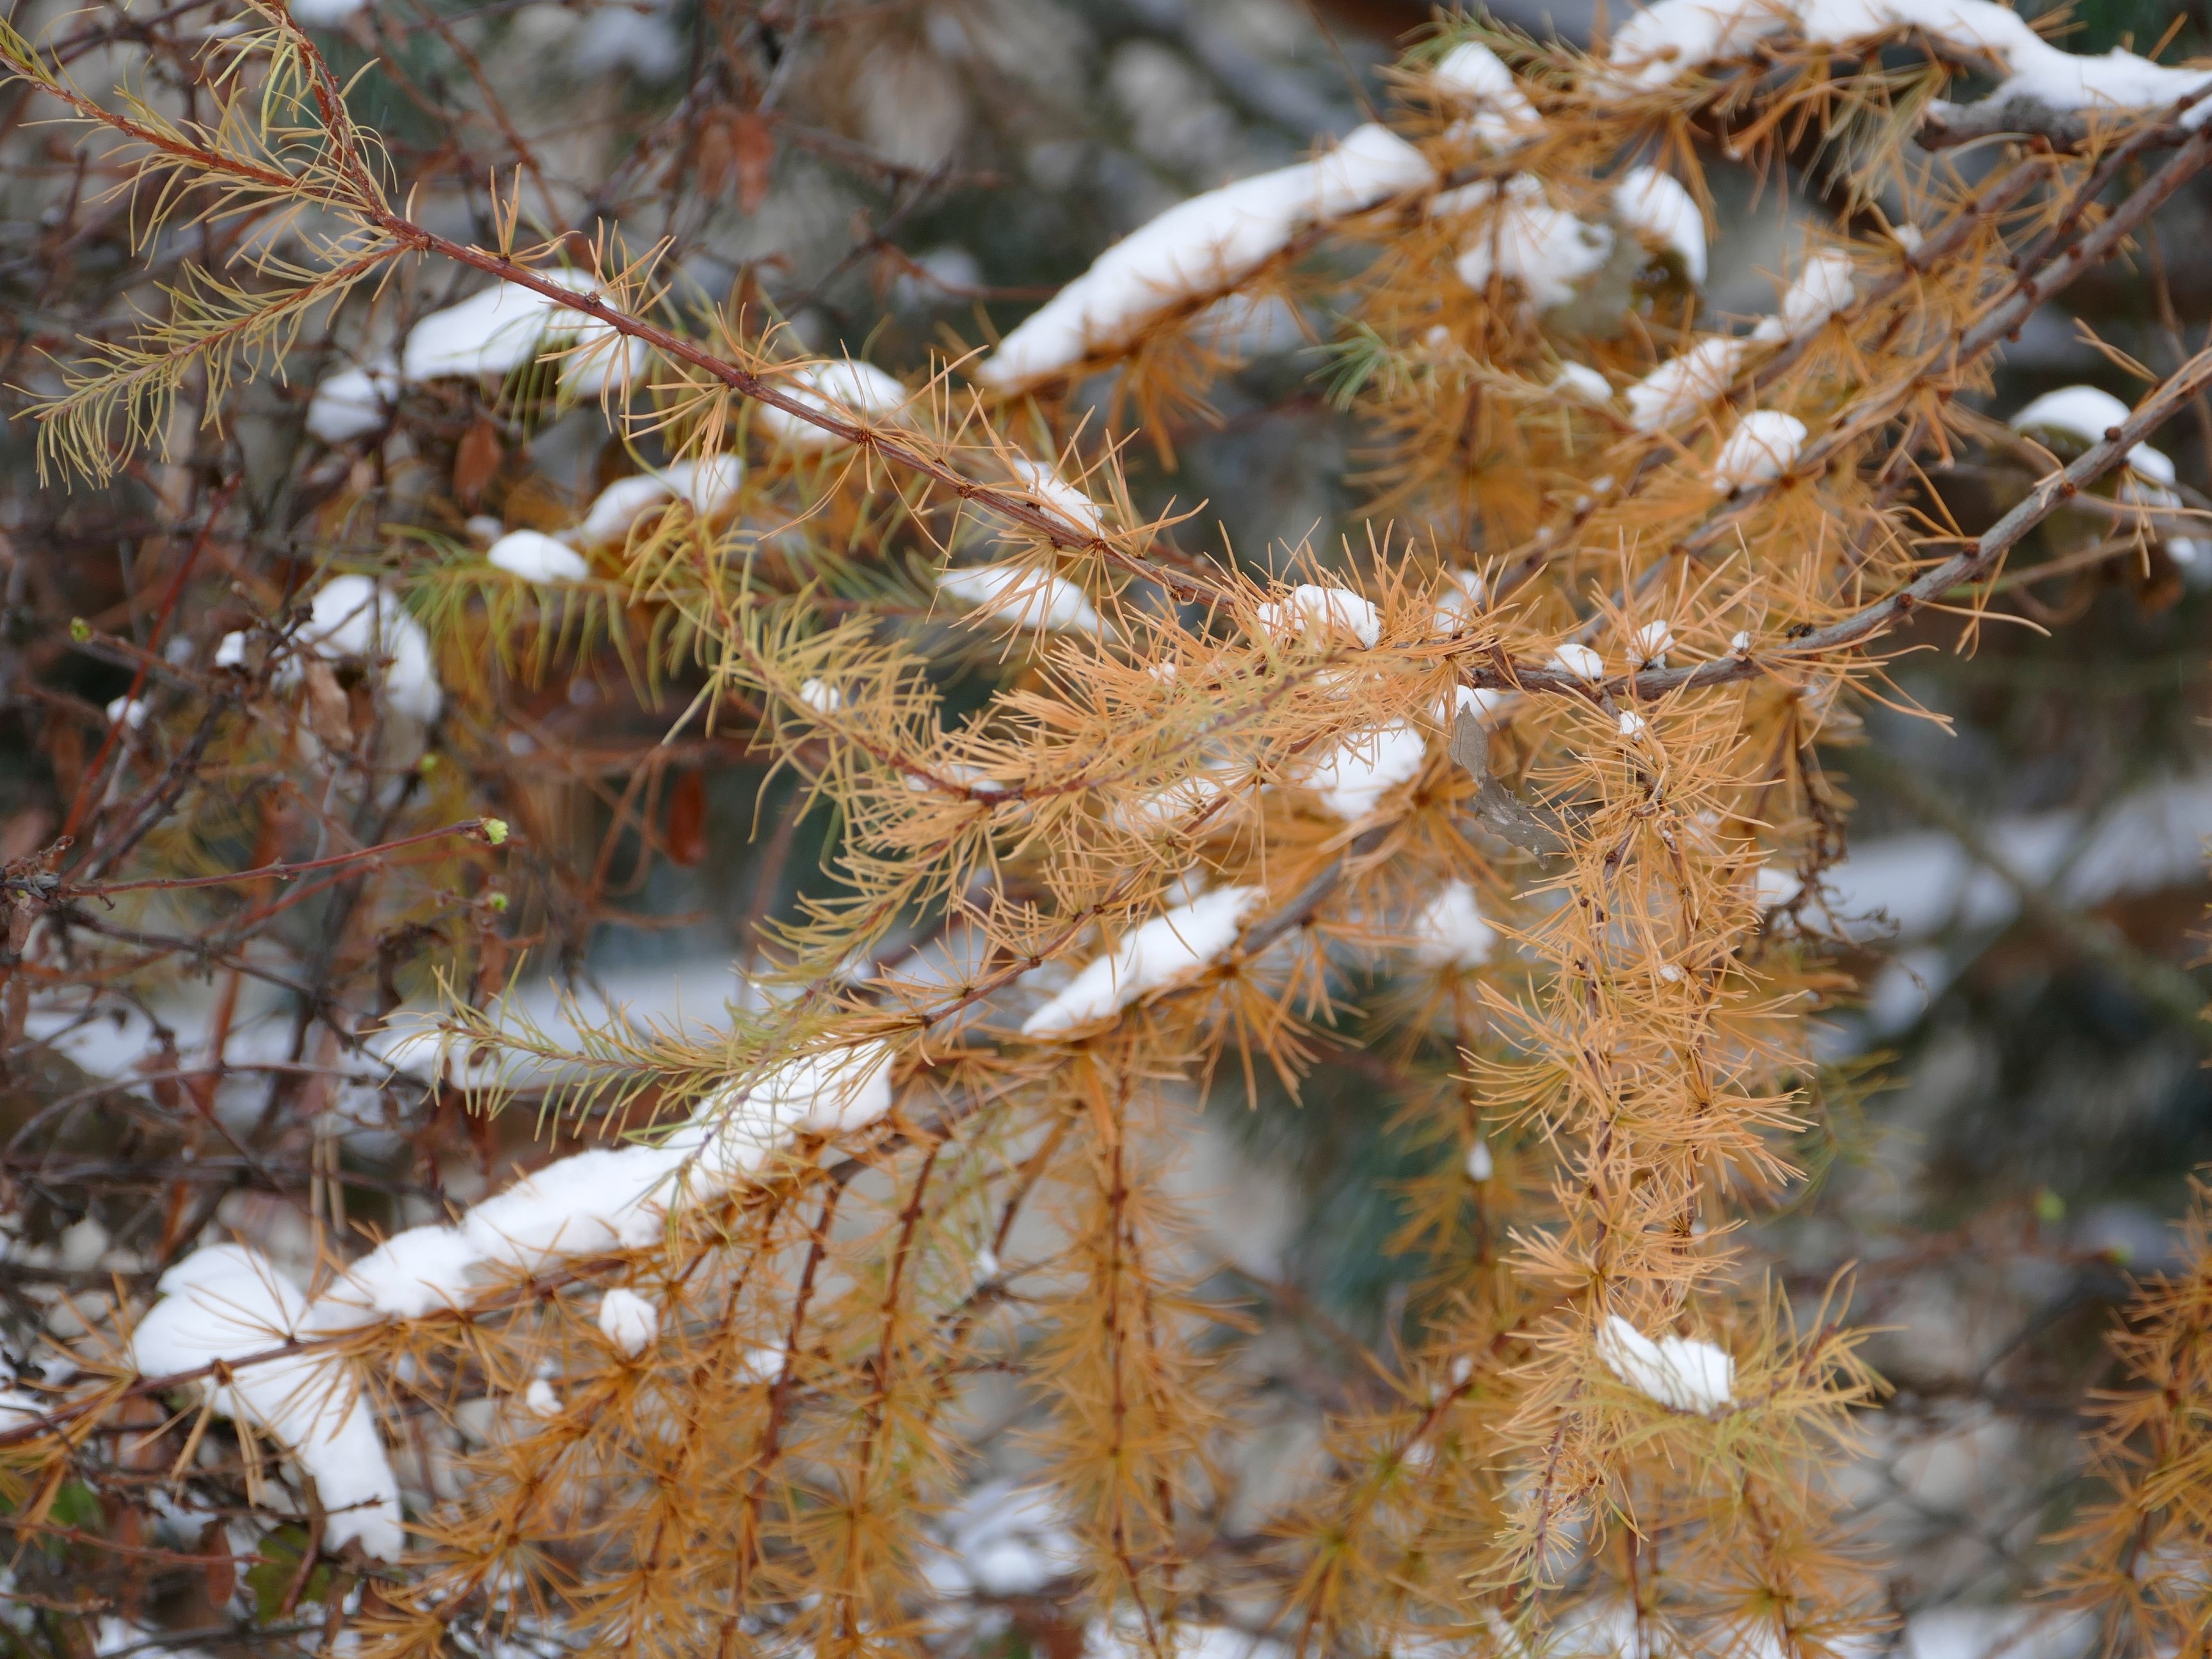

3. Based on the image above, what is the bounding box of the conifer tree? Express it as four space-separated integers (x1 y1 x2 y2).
2 0 2212 1652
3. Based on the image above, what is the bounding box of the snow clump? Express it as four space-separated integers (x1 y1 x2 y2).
1625 338 1747 431
1431 40 1543 149
1007 456 1106 537
130 1245 405 1558
305 361 399 443
1254 583 1382 648
487 529 589 583
1605 0 2212 130
1305 721 1429 819
229 575 442 726
1549 641 1605 681
1613 166 1708 283
1596 1313 1736 1413
1752 250 1857 341
597 1288 659 1358
1023 886 1265 1037
2011 385 2210 570
753 360 909 451
974 124 1435 389
1411 879 1495 969
1711 412 1809 490
938 565 1105 636
1441 176 1615 312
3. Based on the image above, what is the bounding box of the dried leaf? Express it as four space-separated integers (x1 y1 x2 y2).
666 769 709 866
199 1518 236 1610
302 661 353 749
1452 710 1569 854
695 116 734 198
453 417 503 508
732 113 776 214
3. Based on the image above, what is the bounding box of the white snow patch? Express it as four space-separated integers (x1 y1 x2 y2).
1596 1313 1736 1412
1630 620 1674 666
1607 0 2212 136
598 1288 658 1356
754 360 909 451
1008 456 1106 536
0 1387 52 1435
283 575 442 725
653 454 748 518
400 269 597 382
1450 682 1509 724
309 1041 895 1329
974 124 1434 389
1823 0 2039 56
2008 387 2208 562
573 475 676 545
739 1041 898 1136
1756 863 1806 909
930 1480 1082 1596
487 529 589 583
311 1224 486 1327
1432 40 1543 149
1624 337 1747 431
572 4 684 79
1752 249 1857 341
1444 176 1615 312
289 0 368 24
309 269 639 426
1412 879 1494 968
938 565 1105 636
1551 362 1614 404
1712 410 1809 489
1022 886 1263 1036
131 1244 403 1558
1254 582 1382 648
1996 41 2212 125
2010 384 2131 449
1306 721 1429 819
1550 641 1605 681
1613 166 1708 282
1604 0 1790 91
460 1142 697 1274
305 361 397 443
1464 1139 1495 1181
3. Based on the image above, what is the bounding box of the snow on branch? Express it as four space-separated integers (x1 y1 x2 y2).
307 270 641 444
123 1038 899 1558
129 1246 405 1559
972 125 1436 391
1022 886 1265 1037
753 359 911 452
937 565 1108 636
1603 0 2212 128
1431 40 1544 149
216 575 444 725
1596 1314 1737 1413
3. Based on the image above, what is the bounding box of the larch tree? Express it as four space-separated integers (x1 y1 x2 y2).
1 0 2211 1654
